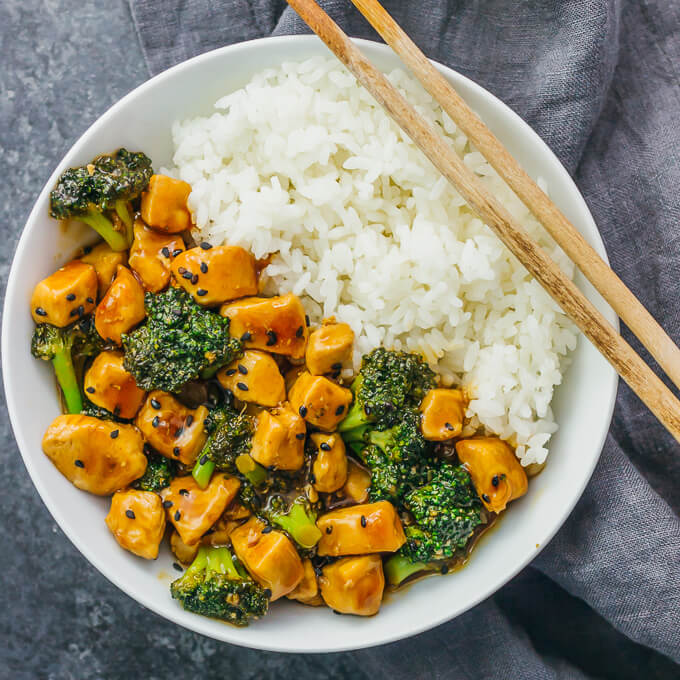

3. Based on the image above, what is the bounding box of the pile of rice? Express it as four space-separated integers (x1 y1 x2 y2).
166 57 577 466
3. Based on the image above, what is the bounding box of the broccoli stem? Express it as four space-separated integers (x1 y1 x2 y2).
114 199 133 243
204 546 241 579
270 500 322 549
383 554 429 586
337 400 368 432
80 209 129 252
192 457 215 489
234 454 267 487
51 348 83 413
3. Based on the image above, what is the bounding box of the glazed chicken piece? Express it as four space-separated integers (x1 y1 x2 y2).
341 459 371 505
171 245 258 306
419 388 466 441
83 350 146 419
141 174 192 233
316 501 406 556
42 415 146 495
160 473 240 546
220 293 309 358
286 559 320 605
80 242 128 298
128 219 185 292
319 555 384 616
217 350 286 407
170 529 200 565
305 321 354 375
310 432 348 493
105 489 166 559
230 517 304 601
135 391 208 465
94 265 146 344
455 437 528 513
288 371 353 431
31 261 98 327
250 404 306 470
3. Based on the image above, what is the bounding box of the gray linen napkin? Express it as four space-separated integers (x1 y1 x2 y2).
129 0 680 674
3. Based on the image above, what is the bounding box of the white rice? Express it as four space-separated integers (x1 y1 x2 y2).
165 57 577 466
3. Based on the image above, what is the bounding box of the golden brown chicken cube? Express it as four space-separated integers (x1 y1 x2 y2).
128 219 185 293
171 245 258 306
94 265 146 345
341 459 371 505
220 294 308 358
136 391 208 465
170 529 200 565
217 350 286 408
287 559 320 604
105 489 166 560
455 437 528 513
31 261 98 327
310 432 348 493
288 372 353 431
316 501 406 556
419 388 466 441
160 474 240 546
140 174 192 233
320 555 384 616
83 350 146 419
80 242 128 298
42 415 146 495
250 404 306 470
305 322 354 375
230 517 304 601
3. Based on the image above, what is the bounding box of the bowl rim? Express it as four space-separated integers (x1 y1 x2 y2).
2 34 619 653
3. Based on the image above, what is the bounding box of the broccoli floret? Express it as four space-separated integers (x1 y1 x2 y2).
171 546 268 626
80 399 124 422
72 316 108 358
400 463 485 563
132 452 177 492
31 323 83 413
263 495 322 550
339 348 436 432
49 149 153 251
122 287 242 392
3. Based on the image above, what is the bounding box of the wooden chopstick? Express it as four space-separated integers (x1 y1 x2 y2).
285 0 680 443
350 0 680 393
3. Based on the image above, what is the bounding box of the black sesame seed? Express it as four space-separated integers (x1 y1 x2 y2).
181 270 193 280
174 510 181 521
482 494 491 503
200 262 208 274
225 368 237 376
295 432 305 440
440 564 449 575
173 447 180 457
305 314 310 327
35 307 47 317
236 382 249 391
66 293 76 301
177 266 186 275
261 526 273 534
299 405 308 417
191 274 199 285
179 488 189 497
335 404 345 416
491 475 500 487
295 325 303 338
263 588 272 599
86 386 95 394
200 241 212 250
360 515 367 528
196 288 207 296
445 422 454 431
152 416 160 428
150 398 161 409
186 415 194 427
266 330 277 346
200 454 208 465
83 245 93 255
172 562 183 572
110 429 119 439
175 426 184 438
325 526 333 534
331 362 342 370
238 364 248 375
161 247 170 258
320 442 331 452
240 331 252 342
86 297 94 304
74 459 84 468
69 308 78 317
163 500 173 509
172 248 183 257
76 305 85 317
125 509 136 520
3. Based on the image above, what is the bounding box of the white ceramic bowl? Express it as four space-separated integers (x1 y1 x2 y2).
2 36 618 653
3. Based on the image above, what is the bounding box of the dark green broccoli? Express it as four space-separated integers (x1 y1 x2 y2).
400 463 485 563
170 546 268 626
263 495 322 550
192 405 259 488
339 347 436 433
132 452 177 492
80 399 124 422
122 287 242 392
49 149 153 251
31 323 83 413
72 316 108 358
